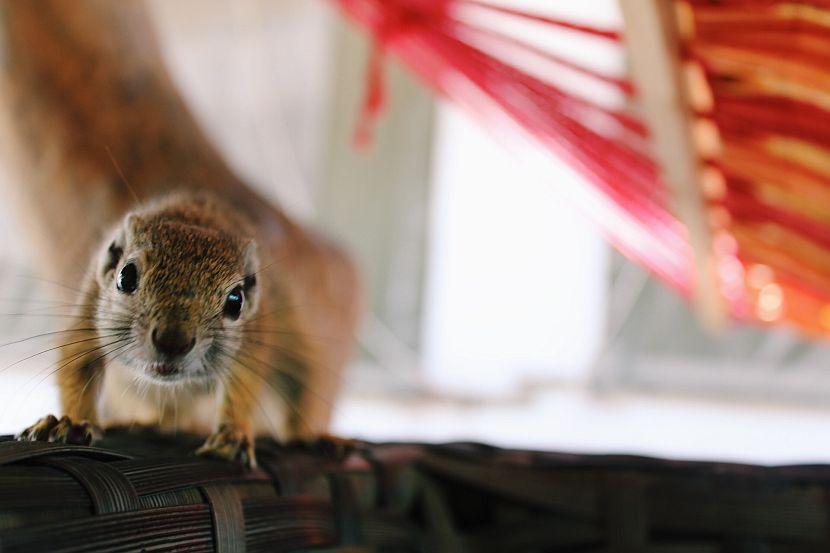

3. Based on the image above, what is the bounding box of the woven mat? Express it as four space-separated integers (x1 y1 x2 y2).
1 428 829 552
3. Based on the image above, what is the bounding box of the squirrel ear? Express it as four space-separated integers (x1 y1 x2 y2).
99 213 142 280
241 240 261 314
101 227 127 278
242 240 260 294
242 240 260 281
125 213 144 237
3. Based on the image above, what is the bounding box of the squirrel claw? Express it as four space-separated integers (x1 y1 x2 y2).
17 414 102 446
197 425 256 469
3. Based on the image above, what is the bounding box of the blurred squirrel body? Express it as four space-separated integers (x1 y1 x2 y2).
0 1 361 465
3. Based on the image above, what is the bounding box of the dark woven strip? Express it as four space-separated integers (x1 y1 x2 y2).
36 457 140 515
243 496 337 552
419 451 599 516
248 449 285 496
329 472 362 546
647 478 829 540
0 440 130 465
0 504 214 553
358 449 389 508
114 457 257 495
202 483 246 553
605 473 646 551
359 513 422 550
140 487 205 509
0 465 90 509
267 459 298 495
257 452 325 496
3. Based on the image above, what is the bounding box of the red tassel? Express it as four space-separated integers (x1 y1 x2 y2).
343 0 453 148
353 40 387 149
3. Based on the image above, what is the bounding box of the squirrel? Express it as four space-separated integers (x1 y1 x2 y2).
0 1 362 467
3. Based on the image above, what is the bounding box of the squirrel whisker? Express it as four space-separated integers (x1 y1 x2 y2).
4 337 134 422
0 332 132 376
215 368 281 441
37 338 136 388
210 346 306 437
231 348 335 413
0 327 120 350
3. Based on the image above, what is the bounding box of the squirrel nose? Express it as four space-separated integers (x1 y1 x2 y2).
151 326 195 358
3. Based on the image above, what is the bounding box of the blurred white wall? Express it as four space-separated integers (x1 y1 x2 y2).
422 103 608 397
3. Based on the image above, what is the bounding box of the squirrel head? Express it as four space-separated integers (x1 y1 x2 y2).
95 195 260 385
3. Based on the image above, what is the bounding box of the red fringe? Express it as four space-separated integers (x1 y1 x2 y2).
334 0 830 334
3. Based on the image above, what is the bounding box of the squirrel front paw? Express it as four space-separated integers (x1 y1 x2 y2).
196 425 257 469
16 414 102 446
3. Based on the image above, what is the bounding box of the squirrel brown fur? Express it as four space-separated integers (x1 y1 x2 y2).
0 0 362 467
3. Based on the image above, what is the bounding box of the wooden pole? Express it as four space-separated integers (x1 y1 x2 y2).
619 0 725 330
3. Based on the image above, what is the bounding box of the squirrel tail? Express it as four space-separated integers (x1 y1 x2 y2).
0 0 273 275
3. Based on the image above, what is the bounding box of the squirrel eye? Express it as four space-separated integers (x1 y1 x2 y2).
224 286 244 320
117 262 138 293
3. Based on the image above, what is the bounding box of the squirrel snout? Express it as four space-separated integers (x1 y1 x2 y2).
151 325 195 358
